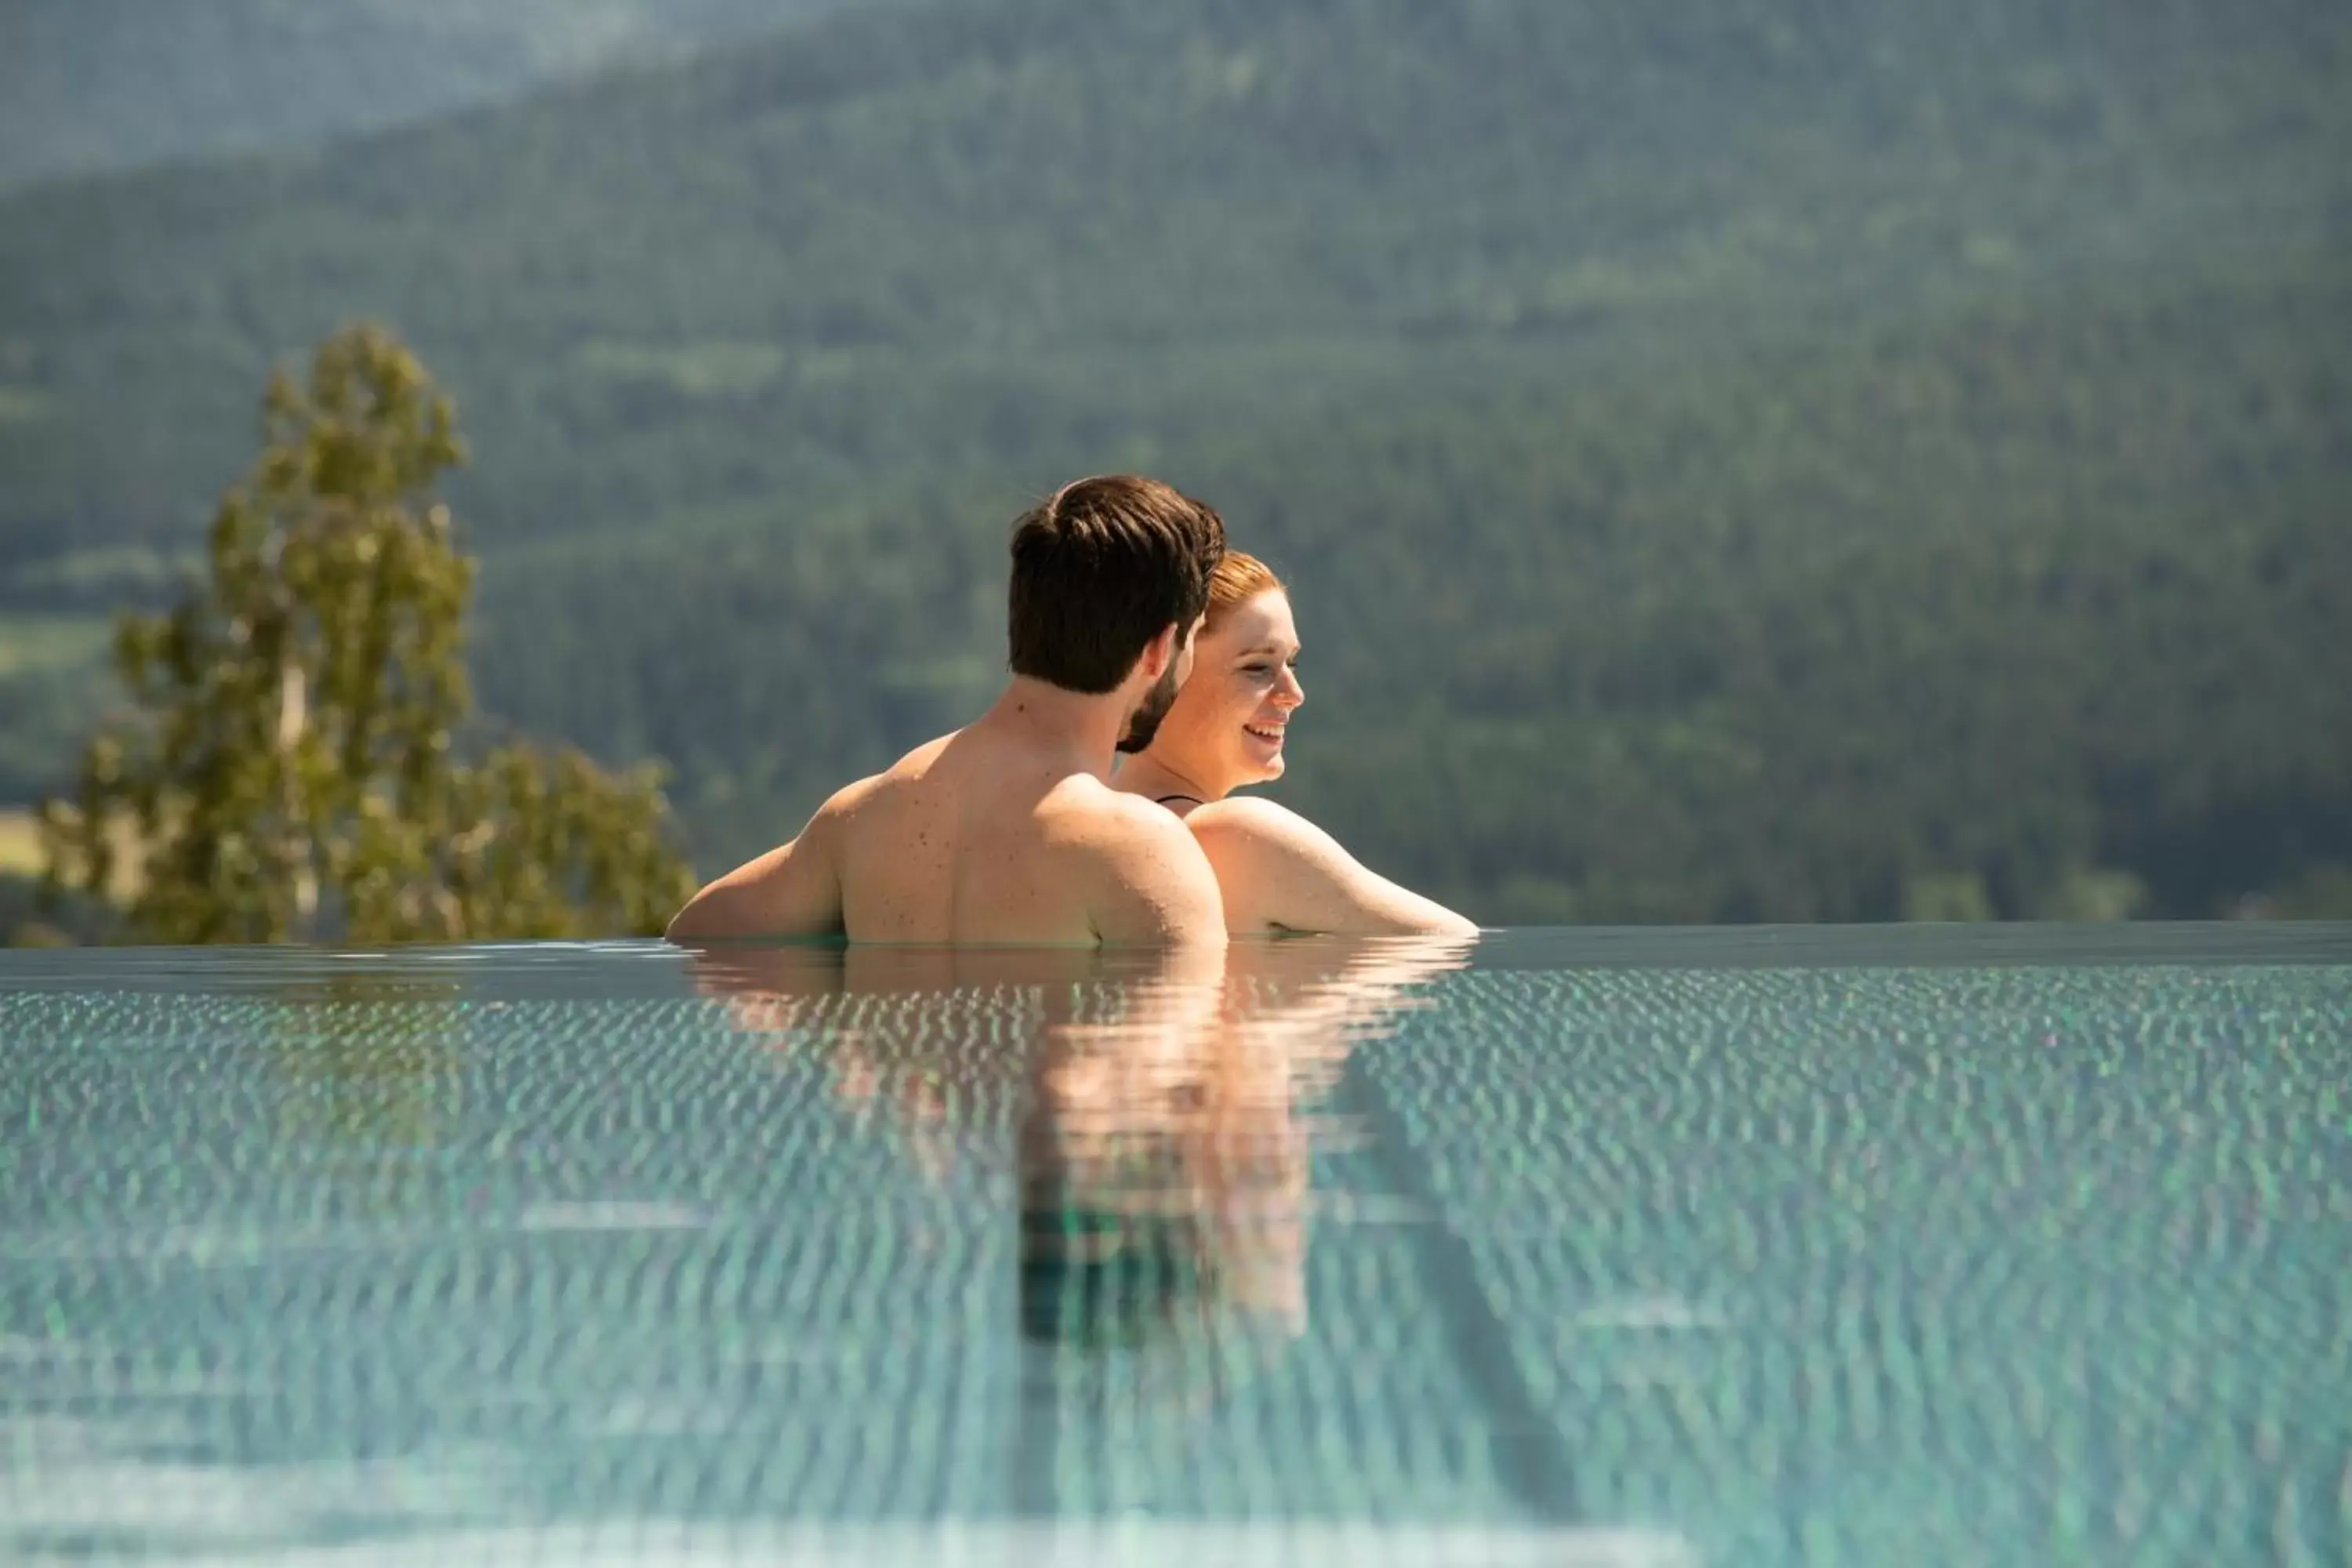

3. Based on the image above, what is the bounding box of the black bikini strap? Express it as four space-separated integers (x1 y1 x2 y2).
1155 794 1207 808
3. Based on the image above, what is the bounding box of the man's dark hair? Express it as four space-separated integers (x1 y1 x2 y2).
1008 475 1228 695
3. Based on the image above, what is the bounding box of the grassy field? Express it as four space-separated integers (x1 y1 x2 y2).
0 615 110 679
0 804 145 905
0 808 39 877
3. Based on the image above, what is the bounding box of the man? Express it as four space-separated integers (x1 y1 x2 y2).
666 474 1230 946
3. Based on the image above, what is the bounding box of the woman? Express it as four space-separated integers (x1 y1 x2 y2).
1116 553 1477 937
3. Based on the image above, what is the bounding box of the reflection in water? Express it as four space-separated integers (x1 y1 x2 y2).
266 974 465 1160
5 935 2341 1559
687 939 1472 1377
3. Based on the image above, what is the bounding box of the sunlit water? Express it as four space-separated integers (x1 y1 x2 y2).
2 926 2347 1566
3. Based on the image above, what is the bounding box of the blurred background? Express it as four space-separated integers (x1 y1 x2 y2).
0 0 2347 937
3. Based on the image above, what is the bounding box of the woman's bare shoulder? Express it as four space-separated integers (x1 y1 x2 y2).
1184 793 1321 838
1185 796 1475 938
1183 797 1350 908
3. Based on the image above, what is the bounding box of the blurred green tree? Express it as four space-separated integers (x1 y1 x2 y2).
38 323 697 943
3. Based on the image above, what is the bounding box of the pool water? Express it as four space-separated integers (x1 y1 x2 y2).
3 925 2347 1566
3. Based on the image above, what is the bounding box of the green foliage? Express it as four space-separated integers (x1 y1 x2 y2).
0 617 113 793
37 325 696 943
2258 866 2352 921
1904 873 1995 925
3 0 2349 926
0 873 114 948
2034 868 2151 924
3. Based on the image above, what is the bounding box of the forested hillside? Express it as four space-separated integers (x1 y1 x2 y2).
0 0 844 189
2 0 2347 924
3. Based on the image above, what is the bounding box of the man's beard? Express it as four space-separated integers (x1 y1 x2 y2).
1116 662 1181 755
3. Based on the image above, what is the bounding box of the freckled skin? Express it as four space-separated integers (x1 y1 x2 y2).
669 624 1226 947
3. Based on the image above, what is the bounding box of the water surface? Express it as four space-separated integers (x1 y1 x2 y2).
3 926 2347 1565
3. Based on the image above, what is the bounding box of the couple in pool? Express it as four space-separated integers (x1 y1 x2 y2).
666 474 1473 945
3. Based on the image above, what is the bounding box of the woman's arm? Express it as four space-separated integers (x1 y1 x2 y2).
1184 797 1477 937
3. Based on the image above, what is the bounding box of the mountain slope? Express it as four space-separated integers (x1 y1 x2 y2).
0 0 2347 920
0 0 848 190
466 250 2352 920
3 0 2341 561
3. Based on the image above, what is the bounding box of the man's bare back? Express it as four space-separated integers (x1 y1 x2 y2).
666 474 1233 949
666 688 1225 947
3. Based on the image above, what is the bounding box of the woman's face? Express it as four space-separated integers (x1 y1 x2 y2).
1152 589 1305 793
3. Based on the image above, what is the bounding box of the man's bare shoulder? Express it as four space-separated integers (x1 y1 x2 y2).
1037 772 1197 846
879 732 958 782
779 770 886 847
827 734 955 811
1039 775 1225 943
815 735 960 829
666 771 886 943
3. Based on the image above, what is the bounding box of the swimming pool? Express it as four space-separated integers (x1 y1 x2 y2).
3 925 2347 1565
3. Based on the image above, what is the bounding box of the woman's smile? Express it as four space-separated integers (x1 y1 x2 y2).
1123 581 1305 800
1109 548 1479 939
